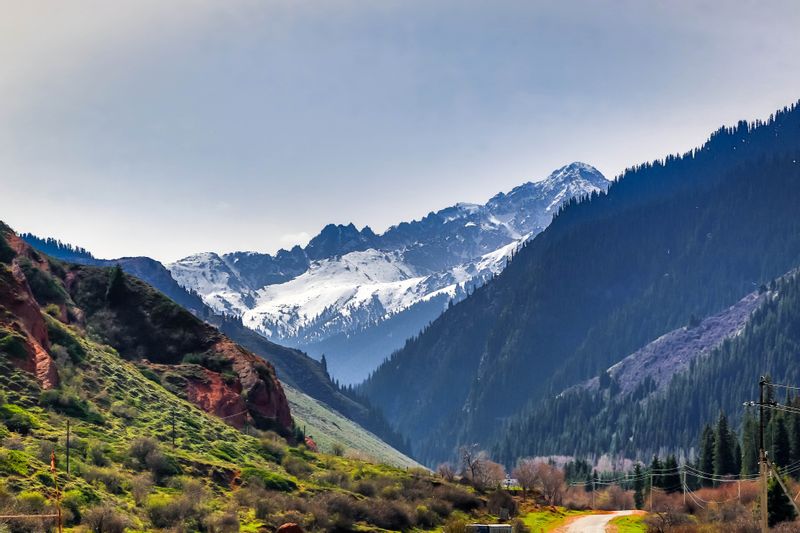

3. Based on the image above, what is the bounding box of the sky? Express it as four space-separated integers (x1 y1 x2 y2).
1 1 799 262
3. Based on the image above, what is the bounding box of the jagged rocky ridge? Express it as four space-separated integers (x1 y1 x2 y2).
169 162 609 383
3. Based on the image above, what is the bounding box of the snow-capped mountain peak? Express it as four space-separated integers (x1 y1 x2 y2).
169 162 609 383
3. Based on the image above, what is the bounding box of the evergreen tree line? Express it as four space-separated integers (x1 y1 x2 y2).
494 269 800 465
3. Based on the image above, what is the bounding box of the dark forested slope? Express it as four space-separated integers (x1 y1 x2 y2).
495 270 800 464
363 102 800 465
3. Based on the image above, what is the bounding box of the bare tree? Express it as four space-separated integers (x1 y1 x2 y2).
437 462 456 482
459 445 505 491
478 460 506 491
535 462 565 506
459 445 484 481
512 458 539 499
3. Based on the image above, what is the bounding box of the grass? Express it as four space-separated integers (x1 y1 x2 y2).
284 384 421 469
608 513 647 532
521 507 592 532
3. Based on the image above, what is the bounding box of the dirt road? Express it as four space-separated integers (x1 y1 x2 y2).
563 510 635 532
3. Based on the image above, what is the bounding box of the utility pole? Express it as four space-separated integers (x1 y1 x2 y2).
649 468 653 512
171 408 176 449
682 464 686 507
591 476 595 510
760 376 769 533
65 420 70 478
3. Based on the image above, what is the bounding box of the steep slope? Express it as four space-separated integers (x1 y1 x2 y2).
363 102 800 465
170 163 609 382
0 250 467 532
495 271 800 463
20 233 412 455
3 223 293 433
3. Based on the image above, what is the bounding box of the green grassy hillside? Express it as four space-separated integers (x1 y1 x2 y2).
0 223 484 531
283 385 421 470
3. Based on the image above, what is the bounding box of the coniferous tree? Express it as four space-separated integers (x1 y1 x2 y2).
714 412 737 478
789 397 800 473
773 414 792 468
106 264 126 305
650 456 663 489
663 455 681 494
768 476 797 527
699 424 715 487
633 464 645 510
741 411 760 476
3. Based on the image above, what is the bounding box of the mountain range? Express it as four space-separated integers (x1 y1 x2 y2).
169 162 609 383
362 102 800 465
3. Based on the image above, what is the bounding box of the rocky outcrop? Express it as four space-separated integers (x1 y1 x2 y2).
0 234 58 389
215 339 292 430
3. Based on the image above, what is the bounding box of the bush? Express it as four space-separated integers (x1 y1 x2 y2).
86 440 109 466
0 449 29 476
39 389 103 424
331 442 345 456
434 485 482 512
131 473 154 505
145 449 180 482
81 465 127 494
127 437 179 482
282 455 312 478
443 516 468 533
258 437 287 463
415 504 440 528
0 404 37 434
363 500 414 531
487 490 518 517
355 480 377 497
82 504 130 533
240 468 297 492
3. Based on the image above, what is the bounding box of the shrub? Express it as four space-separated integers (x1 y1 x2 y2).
364 500 414 531
0 404 37 434
355 480 377 497
434 485 482 512
39 389 103 424
81 465 126 494
145 449 180 482
82 504 130 533
512 518 530 533
318 470 351 490
487 490 518 517
331 442 345 456
443 516 468 533
258 437 287 463
16 490 47 513
207 510 240 532
0 449 29 476
240 468 297 492
131 473 154 505
86 441 109 467
415 504 440 528
282 455 312 478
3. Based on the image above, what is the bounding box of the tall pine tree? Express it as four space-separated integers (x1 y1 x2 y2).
773 414 791 468
699 424 715 487
713 412 737 478
741 411 759 476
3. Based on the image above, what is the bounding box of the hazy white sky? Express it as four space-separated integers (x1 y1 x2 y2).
1 0 799 262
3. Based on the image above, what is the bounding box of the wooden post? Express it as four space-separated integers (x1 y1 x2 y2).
50 451 63 533
65 420 70 478
760 377 769 533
